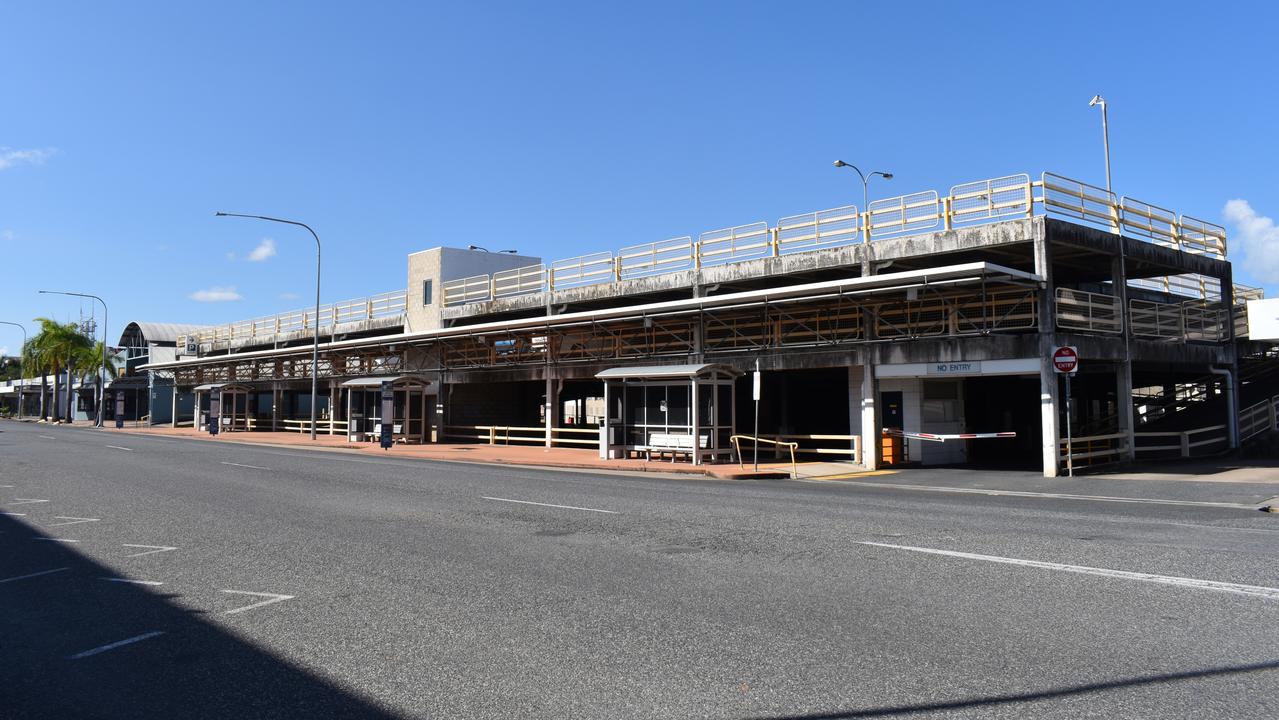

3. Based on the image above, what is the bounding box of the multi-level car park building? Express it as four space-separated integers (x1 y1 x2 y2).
108 170 1279 477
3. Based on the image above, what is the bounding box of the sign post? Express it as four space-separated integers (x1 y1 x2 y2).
208 388 220 436
1052 346 1079 477
752 360 761 472
114 391 125 429
379 380 394 450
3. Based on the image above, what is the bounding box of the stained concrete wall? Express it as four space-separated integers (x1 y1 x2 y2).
407 247 542 333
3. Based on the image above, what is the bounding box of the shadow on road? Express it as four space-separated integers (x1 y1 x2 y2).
747 659 1279 719
0 512 405 719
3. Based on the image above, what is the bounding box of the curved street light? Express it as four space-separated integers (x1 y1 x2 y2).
1089 95 1112 192
216 212 322 440
833 160 892 241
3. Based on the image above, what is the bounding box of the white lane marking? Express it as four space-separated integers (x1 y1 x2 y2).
33 537 80 543
827 481 1262 510
104 445 133 452
221 590 295 615
219 461 271 470
0 484 13 488
481 496 619 514
68 631 166 660
100 577 164 586
38 435 57 440
122 544 178 558
9 498 49 505
858 541 1279 600
1 512 27 516
0 567 70 584
50 516 101 527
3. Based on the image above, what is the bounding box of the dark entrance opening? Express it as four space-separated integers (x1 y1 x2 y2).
962 376 1041 469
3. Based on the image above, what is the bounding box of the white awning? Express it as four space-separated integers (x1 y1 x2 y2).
596 364 741 380
340 375 434 390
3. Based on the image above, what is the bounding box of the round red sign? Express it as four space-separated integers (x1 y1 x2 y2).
1052 346 1078 374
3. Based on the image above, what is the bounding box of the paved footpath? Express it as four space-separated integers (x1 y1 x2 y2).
2 420 1278 719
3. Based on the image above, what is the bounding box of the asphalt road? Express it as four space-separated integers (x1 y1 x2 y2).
2 420 1277 719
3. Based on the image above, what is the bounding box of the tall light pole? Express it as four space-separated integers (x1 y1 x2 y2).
833 160 892 241
0 321 27 419
467 245 517 253
37 290 108 427
216 212 322 440
1089 95 1112 192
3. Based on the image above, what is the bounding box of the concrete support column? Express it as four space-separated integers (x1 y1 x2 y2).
1111 255 1136 461
1034 223 1061 477
544 371 559 448
860 361 878 470
847 366 861 462
171 385 179 429
1040 358 1062 476
1116 361 1136 461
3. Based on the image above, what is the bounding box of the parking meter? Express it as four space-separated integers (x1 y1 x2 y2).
379 380 394 450
114 391 125 429
208 388 220 435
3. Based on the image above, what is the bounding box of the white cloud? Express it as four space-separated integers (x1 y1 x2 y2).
247 237 277 262
0 229 13 242
0 346 9 356
279 292 299 300
189 286 243 302
0 147 56 170
225 251 236 261
1223 199 1279 285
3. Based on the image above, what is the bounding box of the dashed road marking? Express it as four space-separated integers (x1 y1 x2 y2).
122 544 177 558
38 435 57 440
68 631 166 660
104 445 133 452
50 516 101 527
1 512 27 516
100 577 164 586
9 498 50 505
221 590 295 615
481 496 618 514
858 541 1279 600
33 538 80 543
0 567 70 584
219 461 270 470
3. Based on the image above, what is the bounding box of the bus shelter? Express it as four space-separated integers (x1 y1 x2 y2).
596 364 739 465
193 382 255 432
341 374 435 444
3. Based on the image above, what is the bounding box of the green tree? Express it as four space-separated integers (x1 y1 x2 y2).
29 318 92 422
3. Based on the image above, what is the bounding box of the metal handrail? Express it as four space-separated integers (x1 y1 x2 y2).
730 434 798 478
179 289 407 347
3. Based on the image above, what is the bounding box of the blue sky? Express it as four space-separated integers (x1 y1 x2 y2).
2 1 1277 354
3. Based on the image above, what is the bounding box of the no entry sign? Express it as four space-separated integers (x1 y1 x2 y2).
1052 346 1079 374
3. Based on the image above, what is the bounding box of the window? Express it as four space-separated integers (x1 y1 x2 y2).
422 279 433 306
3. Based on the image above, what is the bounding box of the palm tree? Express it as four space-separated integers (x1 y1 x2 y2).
29 318 91 422
20 336 49 419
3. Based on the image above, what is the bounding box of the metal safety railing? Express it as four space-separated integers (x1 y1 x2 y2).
1239 396 1279 442
1055 288 1123 334
442 424 600 447
434 170 1244 309
178 289 407 349
730 435 798 478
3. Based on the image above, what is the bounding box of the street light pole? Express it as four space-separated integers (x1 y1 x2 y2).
1089 95 1112 192
37 291 107 427
216 212 322 440
833 160 892 241
0 321 27 419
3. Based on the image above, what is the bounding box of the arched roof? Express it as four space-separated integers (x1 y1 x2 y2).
118 321 210 347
